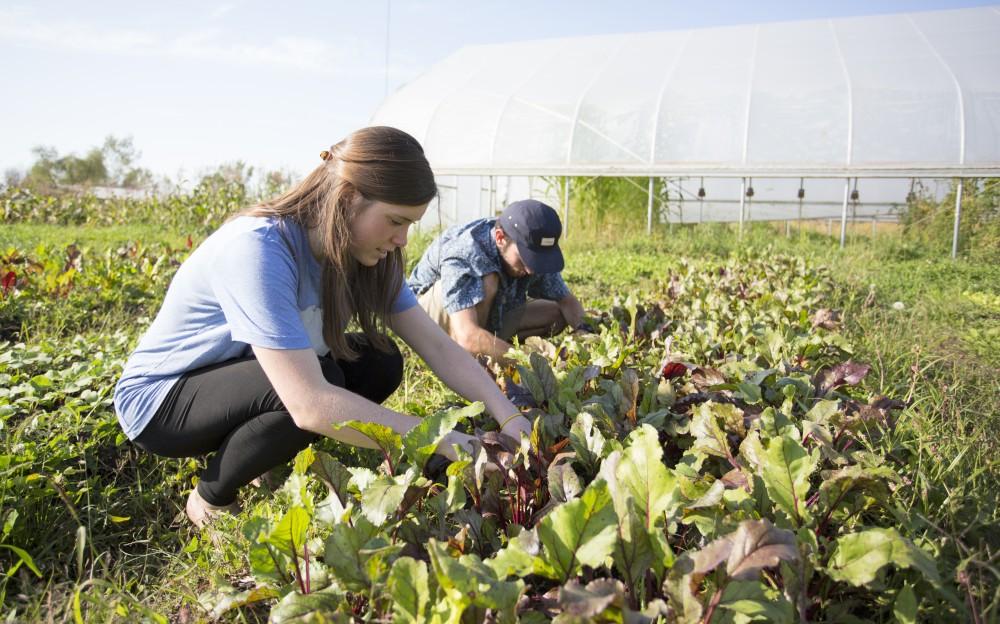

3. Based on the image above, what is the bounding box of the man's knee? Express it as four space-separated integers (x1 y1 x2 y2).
508 299 566 339
547 303 568 333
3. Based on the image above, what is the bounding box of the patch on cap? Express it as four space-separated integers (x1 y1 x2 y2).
540 237 556 246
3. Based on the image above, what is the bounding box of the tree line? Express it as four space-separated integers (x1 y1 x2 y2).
3 136 294 198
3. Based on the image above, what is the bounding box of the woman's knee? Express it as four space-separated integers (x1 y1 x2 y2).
383 342 404 393
323 338 403 404
366 341 403 404
318 357 347 388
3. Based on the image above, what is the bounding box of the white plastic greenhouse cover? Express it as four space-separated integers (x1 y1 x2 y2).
372 5 1000 179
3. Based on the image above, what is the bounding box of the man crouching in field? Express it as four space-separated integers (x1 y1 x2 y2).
408 199 586 364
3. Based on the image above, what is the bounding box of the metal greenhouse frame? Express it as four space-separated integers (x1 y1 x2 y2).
372 5 1000 257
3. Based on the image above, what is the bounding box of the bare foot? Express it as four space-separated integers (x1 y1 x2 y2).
185 488 241 529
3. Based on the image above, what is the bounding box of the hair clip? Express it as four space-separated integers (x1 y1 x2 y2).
319 150 331 161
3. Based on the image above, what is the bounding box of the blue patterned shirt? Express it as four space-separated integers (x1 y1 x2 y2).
408 219 571 333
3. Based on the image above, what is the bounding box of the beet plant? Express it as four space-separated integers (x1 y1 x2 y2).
185 254 958 623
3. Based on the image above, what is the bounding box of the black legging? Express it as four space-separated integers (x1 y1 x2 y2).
134 335 403 506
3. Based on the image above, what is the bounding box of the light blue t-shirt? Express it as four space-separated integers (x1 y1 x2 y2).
113 216 417 440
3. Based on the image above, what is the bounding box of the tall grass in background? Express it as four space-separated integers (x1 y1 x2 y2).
1 182 250 233
903 178 1000 262
5 176 995 261
539 175 998 263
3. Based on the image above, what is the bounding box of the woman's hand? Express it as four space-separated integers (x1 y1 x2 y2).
498 413 533 444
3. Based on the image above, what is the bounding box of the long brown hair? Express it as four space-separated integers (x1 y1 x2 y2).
243 126 436 360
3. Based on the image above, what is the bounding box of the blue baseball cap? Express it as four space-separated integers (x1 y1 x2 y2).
498 199 564 274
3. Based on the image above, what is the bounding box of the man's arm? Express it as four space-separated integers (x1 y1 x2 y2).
449 306 515 363
556 292 586 329
440 271 516 364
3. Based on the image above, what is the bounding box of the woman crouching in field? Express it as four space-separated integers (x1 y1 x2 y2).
113 126 531 527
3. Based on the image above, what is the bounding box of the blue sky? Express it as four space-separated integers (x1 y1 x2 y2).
1 0 993 183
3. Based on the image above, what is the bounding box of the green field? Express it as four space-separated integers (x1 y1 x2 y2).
1 194 998 622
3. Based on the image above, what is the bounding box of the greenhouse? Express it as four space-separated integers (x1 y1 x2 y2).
371 5 1000 254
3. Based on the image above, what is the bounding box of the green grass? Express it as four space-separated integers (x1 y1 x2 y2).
0 223 191 250
1 221 997 621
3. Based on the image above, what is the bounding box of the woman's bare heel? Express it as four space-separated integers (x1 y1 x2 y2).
186 488 241 529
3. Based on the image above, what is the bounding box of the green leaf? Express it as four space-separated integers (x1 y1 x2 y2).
610 509 659 587
268 586 346 622
601 450 662 582
0 543 42 577
244 517 287 584
690 402 734 460
323 516 381 591
199 584 282 620
335 420 402 465
292 446 315 475
401 402 482 472
348 467 378 492
739 430 766 471
758 406 798 440
314 492 348 527
387 557 430 624
616 425 680 530
359 470 415 526
569 411 608 474
717 580 795 624
428 539 524 622
827 528 940 587
488 526 542 579
29 375 52 388
442 461 468 513
800 420 849 465
737 382 763 404
558 578 624 619
804 399 841 424
282 473 314 514
536 480 617 583
308 451 354 509
518 365 546 406
817 464 896 513
548 459 582 503
759 434 818 524
764 328 787 364
265 506 310 561
894 583 918 624
530 351 558 402
667 519 798 624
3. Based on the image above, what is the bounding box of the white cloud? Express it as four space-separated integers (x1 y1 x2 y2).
168 29 340 74
0 7 156 54
0 7 368 76
208 3 238 20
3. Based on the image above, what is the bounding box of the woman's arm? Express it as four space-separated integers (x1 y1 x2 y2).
390 305 532 440
251 345 477 460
